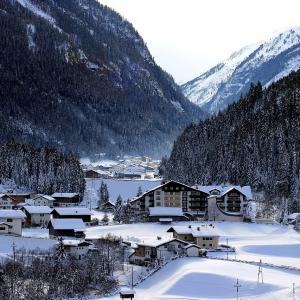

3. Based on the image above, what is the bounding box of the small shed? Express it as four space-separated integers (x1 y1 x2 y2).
48 218 86 238
184 244 205 257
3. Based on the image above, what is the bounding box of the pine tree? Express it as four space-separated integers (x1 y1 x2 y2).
136 186 143 197
55 238 66 261
99 181 109 209
101 213 109 224
113 195 124 223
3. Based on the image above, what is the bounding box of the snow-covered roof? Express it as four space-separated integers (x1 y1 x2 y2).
35 195 55 201
193 185 253 200
49 219 85 230
184 244 202 249
149 207 183 217
138 238 188 248
62 239 92 247
167 225 220 237
53 207 92 216
23 206 52 214
0 209 26 219
51 193 79 198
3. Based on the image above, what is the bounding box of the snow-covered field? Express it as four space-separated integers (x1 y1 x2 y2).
86 221 300 300
1 221 300 299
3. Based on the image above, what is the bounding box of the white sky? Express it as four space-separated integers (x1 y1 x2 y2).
99 0 300 83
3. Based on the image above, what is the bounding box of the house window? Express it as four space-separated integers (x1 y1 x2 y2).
178 244 181 248
203 244 206 247
0 227 6 231
156 202 161 206
7 219 12 222
209 244 213 247
40 214 44 217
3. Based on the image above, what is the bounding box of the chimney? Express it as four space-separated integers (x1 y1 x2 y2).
197 227 200 231
188 225 192 229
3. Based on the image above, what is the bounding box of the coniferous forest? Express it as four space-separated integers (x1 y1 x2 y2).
163 70 300 208
0 143 85 195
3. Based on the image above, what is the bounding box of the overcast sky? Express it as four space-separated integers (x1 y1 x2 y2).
99 0 300 83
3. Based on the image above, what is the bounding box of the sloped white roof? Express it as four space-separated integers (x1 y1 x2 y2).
168 225 219 237
50 218 85 230
53 207 92 216
23 206 52 214
149 207 183 217
51 193 79 198
0 209 26 219
193 185 252 199
62 239 92 246
35 195 55 201
138 238 188 248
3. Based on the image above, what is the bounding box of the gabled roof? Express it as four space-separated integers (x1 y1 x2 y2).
0 194 14 201
53 207 92 216
51 193 79 198
23 206 52 214
192 185 252 199
149 207 183 217
131 180 205 203
0 209 26 219
49 218 85 230
167 225 220 237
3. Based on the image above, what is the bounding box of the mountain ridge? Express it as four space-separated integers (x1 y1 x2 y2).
181 27 300 114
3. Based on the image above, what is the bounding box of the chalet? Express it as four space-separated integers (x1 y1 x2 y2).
51 193 80 207
84 169 112 179
131 180 252 222
129 238 189 266
33 195 55 208
167 225 220 249
22 206 52 227
193 185 252 222
62 240 93 259
130 180 209 221
0 210 26 236
48 218 85 238
51 207 92 222
100 201 115 212
0 194 14 209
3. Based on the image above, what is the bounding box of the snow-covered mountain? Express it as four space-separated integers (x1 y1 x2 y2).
181 28 300 114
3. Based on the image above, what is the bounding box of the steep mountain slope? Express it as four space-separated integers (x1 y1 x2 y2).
164 70 300 204
182 28 300 114
0 0 204 158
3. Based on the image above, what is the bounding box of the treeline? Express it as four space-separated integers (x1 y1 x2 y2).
0 237 123 299
0 143 85 195
163 70 300 209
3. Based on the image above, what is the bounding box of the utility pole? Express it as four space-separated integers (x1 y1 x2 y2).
234 278 241 300
292 283 295 300
226 238 229 260
131 265 134 290
257 259 263 284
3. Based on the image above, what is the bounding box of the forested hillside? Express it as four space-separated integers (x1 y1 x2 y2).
0 0 204 158
0 143 85 195
163 70 300 206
